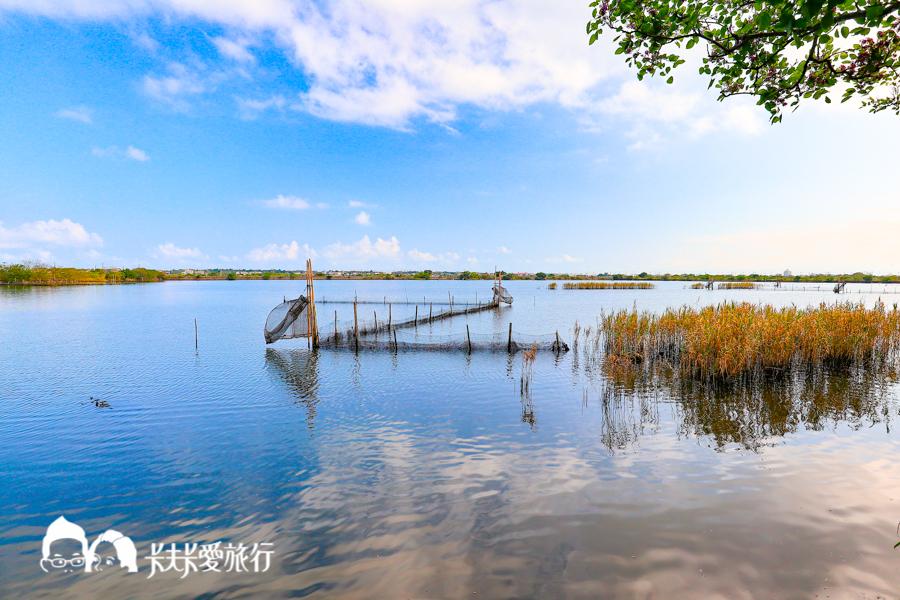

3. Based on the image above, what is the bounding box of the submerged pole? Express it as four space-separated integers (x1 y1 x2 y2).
194 318 198 352
466 324 472 354
354 301 359 349
507 322 513 353
389 303 392 329
429 303 433 322
415 304 418 326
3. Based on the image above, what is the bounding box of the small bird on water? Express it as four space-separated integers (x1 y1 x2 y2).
89 396 111 409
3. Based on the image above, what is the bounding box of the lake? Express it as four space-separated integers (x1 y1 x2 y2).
2 280 899 598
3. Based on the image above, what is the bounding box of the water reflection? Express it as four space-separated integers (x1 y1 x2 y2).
596 363 897 452
265 348 320 429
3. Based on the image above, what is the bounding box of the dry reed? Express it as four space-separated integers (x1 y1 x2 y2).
547 282 558 289
717 282 756 290
562 282 655 290
599 301 900 381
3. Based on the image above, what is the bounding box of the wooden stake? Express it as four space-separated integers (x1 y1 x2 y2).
507 322 513 353
393 327 398 351
354 301 359 348
335 310 338 338
194 318 198 352
415 304 418 326
466 324 472 353
388 303 392 329
429 303 433 322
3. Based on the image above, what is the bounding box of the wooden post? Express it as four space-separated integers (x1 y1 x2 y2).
555 330 560 353
353 301 359 349
507 322 513 353
429 303 433 322
388 303 392 329
393 327 398 351
335 310 338 339
415 304 418 326
194 318 198 352
374 310 377 331
466 324 472 354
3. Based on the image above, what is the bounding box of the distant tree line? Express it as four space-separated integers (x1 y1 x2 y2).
4 262 900 286
0 263 165 285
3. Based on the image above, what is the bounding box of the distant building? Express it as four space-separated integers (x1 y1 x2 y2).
783 269 792 277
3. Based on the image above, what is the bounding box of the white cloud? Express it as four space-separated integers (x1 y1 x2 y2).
141 62 207 109
0 0 774 142
324 235 401 262
348 199 376 208
0 0 624 129
91 145 150 161
237 95 287 119
55 105 92 124
354 210 371 226
0 218 103 249
261 194 324 210
246 240 316 262
497 245 511 254
125 145 150 161
212 36 255 64
156 242 205 259
590 81 764 149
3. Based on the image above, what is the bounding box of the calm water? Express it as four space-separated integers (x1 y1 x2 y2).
2 280 899 599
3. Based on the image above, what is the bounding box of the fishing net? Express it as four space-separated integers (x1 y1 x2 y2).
320 328 568 353
493 283 513 304
264 296 310 343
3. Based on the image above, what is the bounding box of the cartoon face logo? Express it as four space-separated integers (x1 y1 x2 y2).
40 516 138 574
87 529 138 573
40 516 91 573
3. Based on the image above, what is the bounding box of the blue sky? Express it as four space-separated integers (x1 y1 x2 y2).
1 1 899 274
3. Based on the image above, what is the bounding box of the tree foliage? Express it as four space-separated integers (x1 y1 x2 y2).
587 0 900 120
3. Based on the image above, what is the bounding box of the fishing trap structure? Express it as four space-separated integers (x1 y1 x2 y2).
264 266 568 354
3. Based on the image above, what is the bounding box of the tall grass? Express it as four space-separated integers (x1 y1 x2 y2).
563 282 655 290
547 282 558 289
717 282 756 289
690 282 705 289
598 301 900 381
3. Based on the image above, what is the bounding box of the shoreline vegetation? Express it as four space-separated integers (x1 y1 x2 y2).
593 301 900 381
4 263 900 286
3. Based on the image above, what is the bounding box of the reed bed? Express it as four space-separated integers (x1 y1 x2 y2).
562 282 655 290
597 301 900 381
690 282 705 289
547 282 558 289
717 282 756 290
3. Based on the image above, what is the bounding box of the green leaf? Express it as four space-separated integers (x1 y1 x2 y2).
866 5 885 20
667 75 674 84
